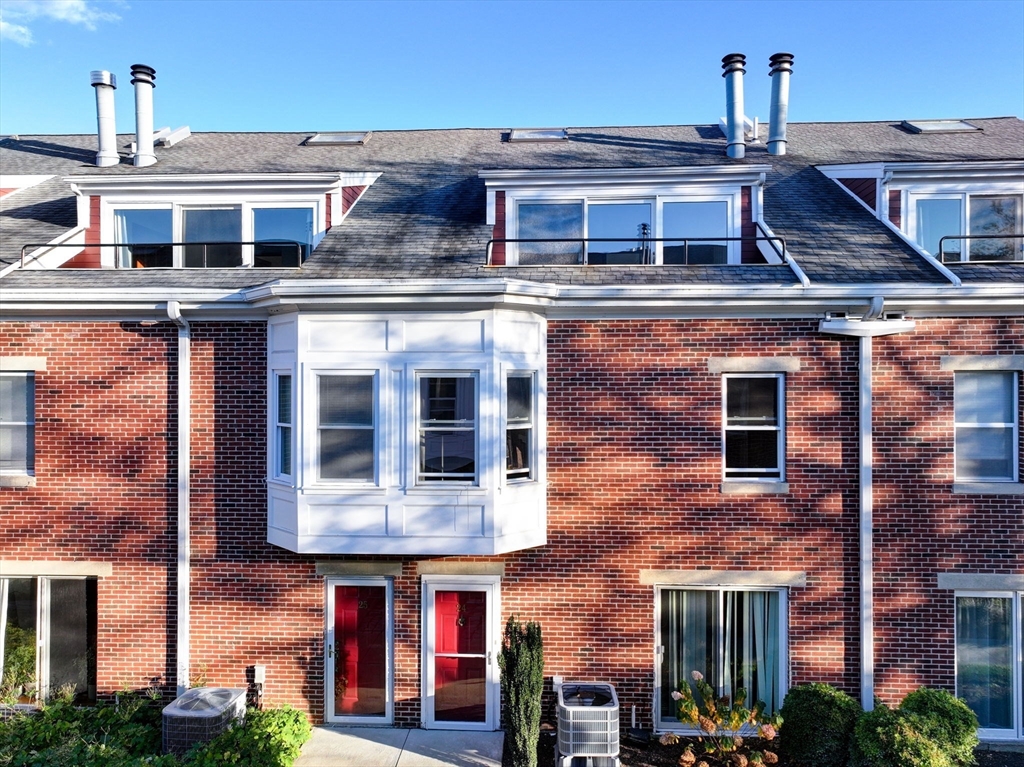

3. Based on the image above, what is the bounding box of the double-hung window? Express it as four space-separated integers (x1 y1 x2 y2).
0 372 35 477
506 374 534 481
273 373 293 480
419 375 477 483
912 193 1023 262
318 374 375 482
657 587 786 728
723 375 784 481
955 371 1018 483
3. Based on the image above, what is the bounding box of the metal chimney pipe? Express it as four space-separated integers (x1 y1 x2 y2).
90 70 118 167
130 64 157 167
721 54 747 159
768 53 794 156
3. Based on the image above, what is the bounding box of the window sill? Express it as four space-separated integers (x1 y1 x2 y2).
952 482 1024 495
0 475 36 488
720 481 789 495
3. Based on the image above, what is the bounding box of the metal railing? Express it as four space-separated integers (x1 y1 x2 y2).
938 233 1024 264
19 241 306 269
485 235 786 266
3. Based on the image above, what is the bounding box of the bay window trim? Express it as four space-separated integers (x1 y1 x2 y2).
271 370 294 483
416 372 479 485
504 371 536 483
312 370 380 487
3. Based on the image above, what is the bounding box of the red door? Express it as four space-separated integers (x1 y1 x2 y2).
333 585 387 717
433 590 487 722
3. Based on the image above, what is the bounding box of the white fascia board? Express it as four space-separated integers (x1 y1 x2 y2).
816 163 887 179
0 289 254 318
479 165 770 189
67 172 378 196
818 161 1024 182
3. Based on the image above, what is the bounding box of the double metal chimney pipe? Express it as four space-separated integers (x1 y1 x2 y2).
722 52 794 158
90 64 158 167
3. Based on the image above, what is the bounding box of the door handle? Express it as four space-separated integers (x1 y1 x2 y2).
327 644 334 659
487 651 492 666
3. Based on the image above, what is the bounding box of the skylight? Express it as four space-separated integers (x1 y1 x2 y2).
508 128 568 143
304 132 370 146
900 120 981 134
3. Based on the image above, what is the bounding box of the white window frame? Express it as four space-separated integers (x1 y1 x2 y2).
0 371 35 477
324 576 394 725
905 188 1024 262
505 187 742 266
104 197 323 268
653 585 789 732
954 371 1019 483
313 370 380 487
954 590 1023 741
416 372 479 485
271 370 294 483
505 372 536 483
722 373 785 483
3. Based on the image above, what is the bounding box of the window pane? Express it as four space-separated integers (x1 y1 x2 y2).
726 430 780 473
663 201 728 264
0 425 33 473
320 376 373 426
956 372 1014 424
659 590 717 725
518 203 583 265
254 208 313 267
2 579 37 702
422 378 475 423
0 374 31 423
587 203 652 265
183 209 242 267
727 378 778 425
957 596 1013 730
956 427 1014 481
421 431 476 476
48 579 95 703
277 375 292 425
969 196 1020 261
507 428 530 477
320 430 374 480
278 426 292 477
726 591 781 715
916 198 961 257
114 209 172 268
507 377 532 422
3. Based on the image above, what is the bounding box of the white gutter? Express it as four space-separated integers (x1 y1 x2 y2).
167 300 191 696
819 298 916 711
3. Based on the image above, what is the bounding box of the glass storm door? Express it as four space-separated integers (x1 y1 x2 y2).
423 579 499 730
326 579 392 724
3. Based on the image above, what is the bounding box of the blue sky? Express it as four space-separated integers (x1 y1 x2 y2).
1 0 1022 135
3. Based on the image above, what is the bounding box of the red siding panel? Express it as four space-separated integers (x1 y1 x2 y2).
342 186 366 215
888 189 902 228
740 186 761 263
325 193 332 231
62 195 101 268
838 178 878 211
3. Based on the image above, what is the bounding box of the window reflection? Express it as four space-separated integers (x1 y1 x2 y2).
663 201 729 264
517 203 583 265
588 203 652 264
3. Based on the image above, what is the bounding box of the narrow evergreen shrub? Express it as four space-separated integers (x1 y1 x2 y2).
778 682 862 766
498 616 544 767
898 687 978 767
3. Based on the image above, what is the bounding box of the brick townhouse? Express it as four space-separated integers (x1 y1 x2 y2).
1 57 1022 741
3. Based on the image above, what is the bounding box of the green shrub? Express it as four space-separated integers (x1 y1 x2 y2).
778 682 862 766
899 687 978 767
498 616 544 767
187 706 311 767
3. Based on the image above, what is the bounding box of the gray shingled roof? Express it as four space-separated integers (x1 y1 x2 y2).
2 118 1021 290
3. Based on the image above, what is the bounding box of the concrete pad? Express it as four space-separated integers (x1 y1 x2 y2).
294 726 409 767
397 729 503 767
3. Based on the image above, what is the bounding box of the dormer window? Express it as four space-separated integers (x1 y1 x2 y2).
911 193 1022 262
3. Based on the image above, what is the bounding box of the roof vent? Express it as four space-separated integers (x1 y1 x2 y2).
900 120 981 134
90 70 119 167
508 128 568 142
130 64 157 167
304 132 370 146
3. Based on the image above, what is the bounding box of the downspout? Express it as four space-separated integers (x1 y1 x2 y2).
167 301 191 696
819 298 916 712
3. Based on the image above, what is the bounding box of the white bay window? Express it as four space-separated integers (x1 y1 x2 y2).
418 376 477 483
318 374 376 483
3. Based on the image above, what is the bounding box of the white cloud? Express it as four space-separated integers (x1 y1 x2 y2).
0 0 120 45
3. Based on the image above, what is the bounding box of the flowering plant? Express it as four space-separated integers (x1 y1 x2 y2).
672 670 782 766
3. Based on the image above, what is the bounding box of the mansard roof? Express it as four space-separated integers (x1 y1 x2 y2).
1 117 1022 291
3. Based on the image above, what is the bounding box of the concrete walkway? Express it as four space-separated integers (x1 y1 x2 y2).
294 726 504 767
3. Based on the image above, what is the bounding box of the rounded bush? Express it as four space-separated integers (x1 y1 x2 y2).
898 687 978 767
850 705 955 767
778 683 862 766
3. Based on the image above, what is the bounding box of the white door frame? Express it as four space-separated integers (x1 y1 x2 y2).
325 577 394 725
421 574 501 731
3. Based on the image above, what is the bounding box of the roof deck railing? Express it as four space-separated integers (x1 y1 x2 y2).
19 241 306 269
938 234 1024 264
485 234 786 267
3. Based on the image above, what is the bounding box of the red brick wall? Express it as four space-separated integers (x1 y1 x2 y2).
871 317 1024 703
